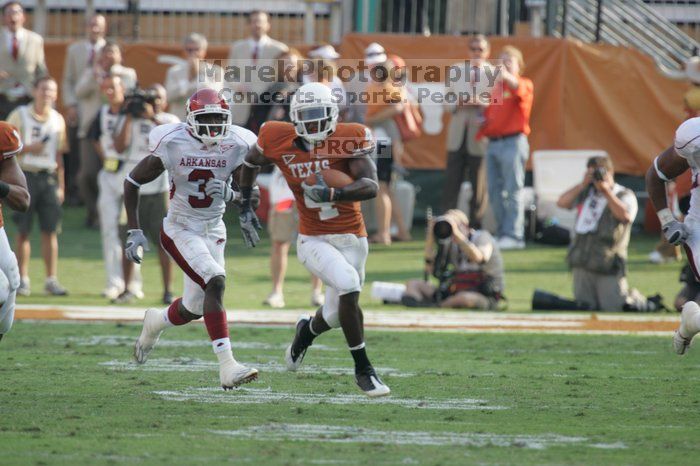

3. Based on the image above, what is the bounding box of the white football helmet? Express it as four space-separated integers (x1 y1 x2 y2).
185 88 231 146
290 82 339 143
675 116 700 160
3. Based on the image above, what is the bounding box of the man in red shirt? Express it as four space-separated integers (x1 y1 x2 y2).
478 46 534 250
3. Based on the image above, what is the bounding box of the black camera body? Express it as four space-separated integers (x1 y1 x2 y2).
122 88 159 118
592 166 607 182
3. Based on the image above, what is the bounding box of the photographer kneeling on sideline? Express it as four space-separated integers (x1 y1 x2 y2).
401 209 505 310
556 156 663 312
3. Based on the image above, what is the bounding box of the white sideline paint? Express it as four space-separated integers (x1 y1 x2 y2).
210 423 626 450
154 387 508 411
16 304 678 336
99 358 414 377
58 335 335 351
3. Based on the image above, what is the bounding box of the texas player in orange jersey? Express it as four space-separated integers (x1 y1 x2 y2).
238 82 390 397
0 121 31 342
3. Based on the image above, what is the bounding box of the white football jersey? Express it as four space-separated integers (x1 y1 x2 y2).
149 122 256 221
675 117 700 221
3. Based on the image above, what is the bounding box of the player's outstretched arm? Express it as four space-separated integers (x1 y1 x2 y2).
124 155 165 230
338 154 379 202
646 146 688 212
0 156 29 212
238 145 270 248
646 146 690 245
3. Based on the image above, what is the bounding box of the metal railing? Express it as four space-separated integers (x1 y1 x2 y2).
548 0 699 76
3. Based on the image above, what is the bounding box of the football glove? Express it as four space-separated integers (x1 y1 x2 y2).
239 207 261 248
125 229 150 264
205 178 237 203
301 170 336 203
232 185 261 211
662 219 689 245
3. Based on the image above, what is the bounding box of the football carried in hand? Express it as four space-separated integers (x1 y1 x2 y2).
305 168 354 188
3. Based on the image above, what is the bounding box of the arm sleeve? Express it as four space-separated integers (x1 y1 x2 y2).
148 125 173 171
255 122 270 154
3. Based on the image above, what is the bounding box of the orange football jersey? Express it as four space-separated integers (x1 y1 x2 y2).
0 122 23 228
257 121 374 236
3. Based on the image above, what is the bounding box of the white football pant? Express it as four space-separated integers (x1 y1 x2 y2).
0 227 19 334
296 233 368 328
160 215 227 315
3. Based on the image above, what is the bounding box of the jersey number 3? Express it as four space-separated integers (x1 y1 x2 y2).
188 169 214 208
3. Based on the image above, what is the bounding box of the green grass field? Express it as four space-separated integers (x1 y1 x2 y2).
2 206 697 465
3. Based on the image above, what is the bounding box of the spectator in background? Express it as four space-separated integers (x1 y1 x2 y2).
0 1 47 120
7 76 67 297
264 166 324 309
344 42 387 124
247 48 303 134
401 209 504 309
557 156 662 312
62 14 106 207
442 35 490 227
75 42 136 229
478 46 533 250
165 33 222 121
365 56 415 245
113 84 178 304
228 9 288 128
305 45 348 118
89 74 142 301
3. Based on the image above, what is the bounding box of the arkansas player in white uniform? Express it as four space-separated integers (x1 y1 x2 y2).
122 89 258 389
0 121 30 342
647 117 700 354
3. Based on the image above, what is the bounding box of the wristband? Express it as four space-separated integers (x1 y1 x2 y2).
0 181 10 198
657 208 675 225
332 187 342 201
240 186 252 209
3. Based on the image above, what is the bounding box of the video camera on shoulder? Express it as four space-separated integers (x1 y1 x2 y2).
122 88 159 118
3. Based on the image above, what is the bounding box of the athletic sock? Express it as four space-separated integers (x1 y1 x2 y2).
165 298 188 326
212 338 237 366
349 342 371 373
297 318 318 347
204 310 230 344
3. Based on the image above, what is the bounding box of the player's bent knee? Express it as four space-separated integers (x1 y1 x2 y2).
205 275 226 296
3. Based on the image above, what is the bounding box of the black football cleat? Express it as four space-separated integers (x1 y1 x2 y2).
355 366 391 397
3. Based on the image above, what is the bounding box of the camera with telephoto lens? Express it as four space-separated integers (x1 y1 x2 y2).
122 88 159 117
432 216 453 241
592 166 607 182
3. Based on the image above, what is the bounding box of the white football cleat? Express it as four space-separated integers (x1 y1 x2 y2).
355 367 391 398
674 301 700 355
134 308 167 364
220 361 258 390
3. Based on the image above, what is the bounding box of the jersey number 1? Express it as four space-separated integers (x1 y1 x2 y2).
188 169 214 208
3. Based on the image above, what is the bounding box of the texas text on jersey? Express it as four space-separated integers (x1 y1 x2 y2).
256 120 374 236
148 122 256 221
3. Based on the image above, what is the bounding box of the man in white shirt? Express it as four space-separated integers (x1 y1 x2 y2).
76 42 137 229
88 74 142 301
62 14 106 206
113 84 179 305
6 76 67 297
227 10 288 127
165 33 222 121
0 2 47 120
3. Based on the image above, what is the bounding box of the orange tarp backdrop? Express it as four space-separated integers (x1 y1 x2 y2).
45 35 686 176
340 34 687 176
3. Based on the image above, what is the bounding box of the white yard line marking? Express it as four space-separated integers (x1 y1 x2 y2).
17 304 679 336
100 359 413 377
210 423 626 450
58 335 335 351
154 387 508 411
